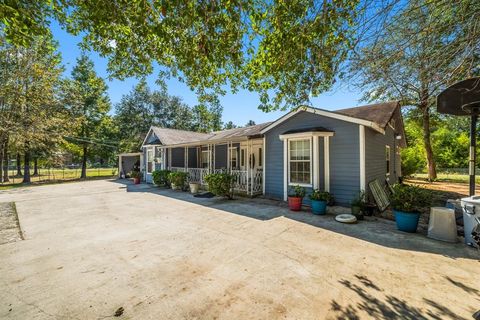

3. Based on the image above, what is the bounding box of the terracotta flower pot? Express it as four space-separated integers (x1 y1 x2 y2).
133 177 140 185
288 196 303 211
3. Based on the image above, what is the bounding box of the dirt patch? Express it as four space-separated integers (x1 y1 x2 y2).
0 202 23 244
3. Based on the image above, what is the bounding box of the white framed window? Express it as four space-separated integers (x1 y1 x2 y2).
146 148 154 173
229 147 238 169
288 138 312 186
386 145 391 176
201 150 209 168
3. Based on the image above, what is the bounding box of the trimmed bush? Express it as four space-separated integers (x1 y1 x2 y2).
390 184 432 213
204 173 235 199
152 170 171 186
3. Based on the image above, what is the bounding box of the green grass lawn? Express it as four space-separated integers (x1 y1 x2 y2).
411 172 480 184
0 168 118 190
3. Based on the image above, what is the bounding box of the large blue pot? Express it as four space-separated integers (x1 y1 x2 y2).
394 210 420 233
311 200 327 215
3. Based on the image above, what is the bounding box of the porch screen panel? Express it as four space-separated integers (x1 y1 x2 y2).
289 139 311 185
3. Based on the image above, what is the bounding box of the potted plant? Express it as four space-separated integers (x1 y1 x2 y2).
130 171 142 184
168 171 188 190
390 184 431 233
309 190 332 215
351 191 366 220
288 185 306 211
189 181 201 194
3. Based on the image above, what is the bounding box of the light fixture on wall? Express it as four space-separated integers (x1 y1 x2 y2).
395 134 402 140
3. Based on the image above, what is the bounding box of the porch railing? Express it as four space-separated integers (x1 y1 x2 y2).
168 167 262 195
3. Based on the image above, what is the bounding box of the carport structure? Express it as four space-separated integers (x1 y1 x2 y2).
118 152 142 178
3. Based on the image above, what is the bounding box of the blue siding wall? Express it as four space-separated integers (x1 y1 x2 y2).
365 125 401 187
264 111 360 206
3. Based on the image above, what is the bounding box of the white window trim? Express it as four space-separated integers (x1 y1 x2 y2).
146 148 154 174
287 137 313 187
201 149 210 168
229 147 238 169
386 145 391 176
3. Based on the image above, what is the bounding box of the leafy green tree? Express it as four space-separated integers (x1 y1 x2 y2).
223 121 238 130
2 0 358 111
0 33 65 183
350 1 480 180
114 80 208 152
63 54 110 178
245 120 256 127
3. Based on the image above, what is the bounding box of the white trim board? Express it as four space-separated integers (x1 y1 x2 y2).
279 131 334 141
261 106 385 135
359 125 366 191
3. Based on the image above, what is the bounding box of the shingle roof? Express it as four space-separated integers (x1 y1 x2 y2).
334 101 400 129
151 127 212 145
148 122 272 146
209 122 272 140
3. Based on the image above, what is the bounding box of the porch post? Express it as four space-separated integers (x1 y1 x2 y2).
324 136 330 192
185 147 188 172
359 125 366 191
213 144 216 172
262 137 266 195
283 139 288 201
227 142 230 172
247 139 251 196
313 136 319 190
168 148 172 170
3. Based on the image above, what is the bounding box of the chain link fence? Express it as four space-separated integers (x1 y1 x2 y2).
0 163 118 186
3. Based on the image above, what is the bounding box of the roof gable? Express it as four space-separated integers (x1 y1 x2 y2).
261 101 400 135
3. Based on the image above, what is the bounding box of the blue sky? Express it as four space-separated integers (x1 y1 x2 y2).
52 21 363 126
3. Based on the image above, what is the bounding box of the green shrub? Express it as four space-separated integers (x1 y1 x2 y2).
168 171 188 188
288 185 306 198
390 184 432 213
309 189 333 202
204 173 235 199
152 170 171 186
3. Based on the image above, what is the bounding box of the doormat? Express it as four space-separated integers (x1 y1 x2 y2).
0 202 24 245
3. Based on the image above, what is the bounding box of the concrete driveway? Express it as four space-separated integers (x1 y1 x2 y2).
0 180 478 319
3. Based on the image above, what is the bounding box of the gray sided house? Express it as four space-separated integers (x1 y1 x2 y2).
140 101 405 206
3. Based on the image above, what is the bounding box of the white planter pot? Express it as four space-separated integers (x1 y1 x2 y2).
189 183 200 194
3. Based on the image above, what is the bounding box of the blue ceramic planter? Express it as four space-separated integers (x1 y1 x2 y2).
394 210 420 233
311 200 327 215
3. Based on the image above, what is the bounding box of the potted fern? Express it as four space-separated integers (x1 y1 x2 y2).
309 190 332 215
168 172 188 190
351 191 366 220
288 185 306 211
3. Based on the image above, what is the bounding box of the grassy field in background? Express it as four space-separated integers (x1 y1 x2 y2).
411 172 480 184
0 168 118 190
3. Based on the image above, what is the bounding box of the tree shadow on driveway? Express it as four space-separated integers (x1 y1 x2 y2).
111 179 480 260
329 273 473 320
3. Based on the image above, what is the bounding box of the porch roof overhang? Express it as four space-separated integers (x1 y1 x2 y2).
279 127 335 140
155 135 262 149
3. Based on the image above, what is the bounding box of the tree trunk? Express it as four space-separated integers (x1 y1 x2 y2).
16 153 22 176
23 148 31 184
0 140 3 183
81 145 87 179
422 106 437 180
33 157 39 176
2 137 9 182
